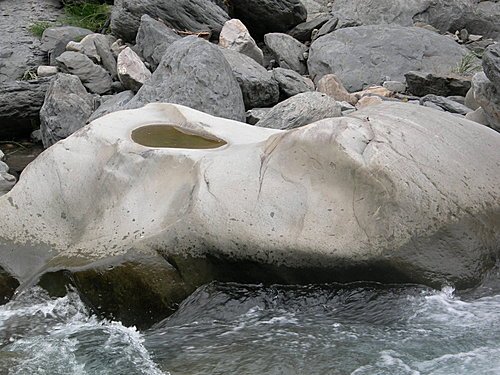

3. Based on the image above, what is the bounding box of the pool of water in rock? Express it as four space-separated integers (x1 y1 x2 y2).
131 125 226 149
0 268 499 374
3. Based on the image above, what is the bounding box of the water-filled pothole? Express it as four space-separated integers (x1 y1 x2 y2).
131 125 226 149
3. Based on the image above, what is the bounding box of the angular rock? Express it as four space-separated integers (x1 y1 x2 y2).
127 36 245 122
264 33 308 75
288 16 330 42
230 0 307 39
301 0 331 21
356 96 384 109
420 94 472 115
316 74 356 104
471 72 500 131
0 152 16 197
41 26 93 66
256 91 341 129
117 47 151 92
465 87 480 110
0 78 52 139
110 0 229 42
37 66 58 77
88 91 135 122
272 67 314 99
383 81 407 93
135 14 181 71
312 17 339 41
56 51 113 95
220 49 279 109
482 43 500 90
0 102 498 306
465 107 491 127
309 25 471 92
94 38 118 80
65 33 111 63
469 1 500 39
246 107 272 125
405 71 472 97
219 19 263 65
40 73 94 148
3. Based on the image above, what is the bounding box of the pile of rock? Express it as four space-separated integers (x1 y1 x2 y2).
0 0 499 322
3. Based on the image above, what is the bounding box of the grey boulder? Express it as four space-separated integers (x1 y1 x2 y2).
40 26 93 66
272 67 314 99
117 47 151 92
56 51 113 95
264 33 308 75
127 36 245 122
471 72 500 131
420 94 472 115
219 19 264 65
0 78 52 139
288 16 330 42
40 73 94 148
110 0 229 42
0 152 15 197
230 0 307 39
88 91 135 122
220 49 279 109
308 25 470 92
135 15 181 71
256 91 341 130
405 71 472 97
482 43 500 90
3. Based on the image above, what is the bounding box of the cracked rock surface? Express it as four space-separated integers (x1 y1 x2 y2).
0 0 63 83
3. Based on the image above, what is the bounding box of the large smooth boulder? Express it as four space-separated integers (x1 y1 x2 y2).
256 91 341 129
0 102 498 318
127 36 245 122
40 73 94 148
135 14 181 70
230 0 307 39
221 49 279 109
110 0 229 42
308 25 470 92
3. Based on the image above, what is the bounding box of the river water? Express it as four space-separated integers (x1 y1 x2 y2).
0 268 499 375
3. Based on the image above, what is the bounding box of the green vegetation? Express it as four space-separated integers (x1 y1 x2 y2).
28 1 111 37
61 1 111 32
452 52 482 75
28 21 54 38
20 68 38 81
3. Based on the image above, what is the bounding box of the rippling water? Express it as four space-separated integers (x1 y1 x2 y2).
0 271 499 375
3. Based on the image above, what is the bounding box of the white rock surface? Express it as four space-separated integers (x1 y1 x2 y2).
0 103 498 288
117 47 152 92
219 19 264 65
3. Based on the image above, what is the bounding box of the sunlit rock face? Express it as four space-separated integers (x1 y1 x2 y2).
0 102 499 299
